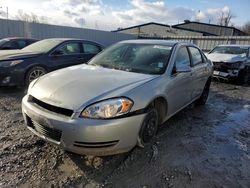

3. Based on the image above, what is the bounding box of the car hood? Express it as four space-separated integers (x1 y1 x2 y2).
207 53 246 63
0 50 42 61
29 64 159 110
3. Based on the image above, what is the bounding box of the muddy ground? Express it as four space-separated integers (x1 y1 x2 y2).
0 82 250 188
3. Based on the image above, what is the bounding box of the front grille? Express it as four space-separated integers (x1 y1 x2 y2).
73 140 119 148
29 96 73 117
213 62 230 72
26 115 62 142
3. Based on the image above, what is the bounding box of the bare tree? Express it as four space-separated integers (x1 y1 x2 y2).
218 10 234 26
241 21 250 35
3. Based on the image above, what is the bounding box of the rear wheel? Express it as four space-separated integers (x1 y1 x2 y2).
138 108 159 148
195 79 211 105
25 66 47 86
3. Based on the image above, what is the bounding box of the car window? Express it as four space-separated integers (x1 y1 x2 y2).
83 43 100 54
59 42 81 55
189 47 203 66
89 43 173 75
17 40 27 49
175 47 191 70
0 39 9 46
27 40 37 45
2 41 18 49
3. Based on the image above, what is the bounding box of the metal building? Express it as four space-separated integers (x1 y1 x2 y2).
113 22 204 37
174 21 247 36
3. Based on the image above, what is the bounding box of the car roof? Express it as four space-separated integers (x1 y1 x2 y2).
1 37 38 41
217 44 250 48
119 40 195 47
41 38 103 46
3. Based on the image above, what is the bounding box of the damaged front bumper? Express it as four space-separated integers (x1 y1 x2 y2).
213 69 240 79
212 61 243 79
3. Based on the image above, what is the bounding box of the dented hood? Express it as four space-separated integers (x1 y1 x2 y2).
207 53 247 63
29 64 158 110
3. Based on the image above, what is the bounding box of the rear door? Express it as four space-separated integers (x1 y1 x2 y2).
81 42 102 63
167 46 193 114
188 46 208 99
16 40 27 49
49 41 84 70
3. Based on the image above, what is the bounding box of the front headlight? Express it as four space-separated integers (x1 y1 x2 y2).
81 98 133 119
0 60 23 67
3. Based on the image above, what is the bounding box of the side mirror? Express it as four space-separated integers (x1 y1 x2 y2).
52 49 64 56
176 65 192 73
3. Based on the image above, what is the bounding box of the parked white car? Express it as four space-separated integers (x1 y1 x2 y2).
206 45 250 83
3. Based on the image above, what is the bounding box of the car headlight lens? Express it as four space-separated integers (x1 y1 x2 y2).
81 98 133 119
0 60 23 67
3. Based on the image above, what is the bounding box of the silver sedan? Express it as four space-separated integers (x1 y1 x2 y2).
22 40 213 156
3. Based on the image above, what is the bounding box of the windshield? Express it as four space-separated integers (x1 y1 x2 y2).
0 39 9 46
89 43 172 75
210 46 248 55
21 39 62 53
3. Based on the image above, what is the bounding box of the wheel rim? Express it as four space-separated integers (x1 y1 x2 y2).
141 110 158 143
28 69 46 83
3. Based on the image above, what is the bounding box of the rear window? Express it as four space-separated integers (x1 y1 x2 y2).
189 47 203 66
83 43 100 54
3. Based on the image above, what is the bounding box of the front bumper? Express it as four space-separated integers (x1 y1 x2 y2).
213 69 240 79
212 61 243 79
22 95 146 156
0 67 24 86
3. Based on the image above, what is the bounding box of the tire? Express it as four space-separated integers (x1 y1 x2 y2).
137 108 159 148
25 66 47 87
238 69 249 85
195 79 211 105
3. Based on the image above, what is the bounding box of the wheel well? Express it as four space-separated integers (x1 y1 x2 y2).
24 65 48 84
147 97 168 124
206 76 212 85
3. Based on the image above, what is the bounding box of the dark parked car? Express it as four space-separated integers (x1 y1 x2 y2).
0 38 103 87
0 37 38 50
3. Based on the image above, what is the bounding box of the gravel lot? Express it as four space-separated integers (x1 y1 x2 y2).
0 82 250 188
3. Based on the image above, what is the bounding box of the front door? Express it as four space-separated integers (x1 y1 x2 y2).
49 42 84 70
167 46 193 115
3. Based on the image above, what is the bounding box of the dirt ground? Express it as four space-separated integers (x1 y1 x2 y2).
0 81 249 188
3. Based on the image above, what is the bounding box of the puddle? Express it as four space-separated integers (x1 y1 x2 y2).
227 108 249 123
214 108 250 137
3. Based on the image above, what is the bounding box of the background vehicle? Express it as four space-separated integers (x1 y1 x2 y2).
0 38 103 87
206 45 250 83
22 40 213 156
0 37 38 50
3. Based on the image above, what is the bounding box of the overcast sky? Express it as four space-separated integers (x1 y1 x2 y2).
0 0 249 31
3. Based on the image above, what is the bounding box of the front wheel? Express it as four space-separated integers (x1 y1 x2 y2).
195 79 211 105
25 66 47 86
238 68 249 85
137 108 159 148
